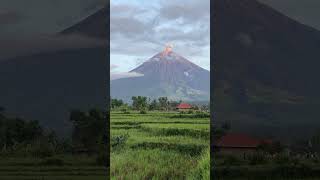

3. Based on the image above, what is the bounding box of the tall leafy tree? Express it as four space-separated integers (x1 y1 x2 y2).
69 108 106 154
149 99 158 111
111 99 124 109
132 96 148 111
158 97 169 111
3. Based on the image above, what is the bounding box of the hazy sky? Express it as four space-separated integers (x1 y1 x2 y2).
110 0 211 75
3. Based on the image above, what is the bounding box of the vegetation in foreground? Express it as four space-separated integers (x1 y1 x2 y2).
0 107 108 180
110 96 210 179
212 122 320 179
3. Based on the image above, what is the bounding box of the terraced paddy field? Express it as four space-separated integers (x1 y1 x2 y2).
0 156 108 180
110 111 210 179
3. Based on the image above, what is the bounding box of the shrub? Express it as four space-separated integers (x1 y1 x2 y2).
120 105 130 114
111 134 129 149
140 109 147 114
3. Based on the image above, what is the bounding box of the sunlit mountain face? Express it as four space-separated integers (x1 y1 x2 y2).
111 45 210 102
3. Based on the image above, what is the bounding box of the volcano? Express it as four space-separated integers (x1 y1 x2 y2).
111 45 210 102
0 6 108 136
213 0 320 141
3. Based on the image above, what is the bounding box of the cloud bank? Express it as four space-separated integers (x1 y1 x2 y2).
110 0 210 71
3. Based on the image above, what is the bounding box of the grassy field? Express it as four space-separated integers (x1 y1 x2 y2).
0 155 108 180
110 111 210 179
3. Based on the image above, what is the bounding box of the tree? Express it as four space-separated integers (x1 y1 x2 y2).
149 99 158 111
69 108 107 154
132 96 148 111
111 99 124 109
158 97 169 111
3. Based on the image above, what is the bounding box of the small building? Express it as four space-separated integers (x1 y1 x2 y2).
214 133 271 154
176 103 192 111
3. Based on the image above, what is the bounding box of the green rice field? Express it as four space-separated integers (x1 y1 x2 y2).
0 155 108 180
110 111 210 179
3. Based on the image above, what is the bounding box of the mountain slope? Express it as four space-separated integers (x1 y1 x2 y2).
61 7 107 39
213 0 320 141
111 48 210 101
0 8 108 136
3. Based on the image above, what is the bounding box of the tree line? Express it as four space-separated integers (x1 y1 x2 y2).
111 96 210 113
0 106 107 164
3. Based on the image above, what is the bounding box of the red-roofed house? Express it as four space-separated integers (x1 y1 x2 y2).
176 103 192 111
214 133 271 154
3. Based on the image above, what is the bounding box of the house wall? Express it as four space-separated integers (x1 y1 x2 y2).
177 108 191 111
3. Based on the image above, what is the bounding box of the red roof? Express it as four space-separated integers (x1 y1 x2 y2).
215 133 264 148
176 103 192 109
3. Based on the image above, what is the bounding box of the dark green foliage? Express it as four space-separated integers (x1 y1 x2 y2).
0 118 43 148
111 134 129 149
140 109 147 114
70 108 107 155
142 127 209 139
148 99 158 110
171 112 210 119
158 97 169 111
132 96 148 111
120 104 130 114
111 98 124 109
0 110 67 157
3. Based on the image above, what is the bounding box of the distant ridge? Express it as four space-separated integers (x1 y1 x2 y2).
61 7 107 39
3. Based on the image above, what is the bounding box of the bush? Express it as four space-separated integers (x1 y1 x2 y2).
111 134 129 150
140 109 147 114
121 108 129 114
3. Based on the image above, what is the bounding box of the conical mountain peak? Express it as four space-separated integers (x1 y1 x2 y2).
112 47 210 101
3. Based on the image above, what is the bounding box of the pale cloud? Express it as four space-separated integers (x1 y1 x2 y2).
110 0 210 71
110 72 144 80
